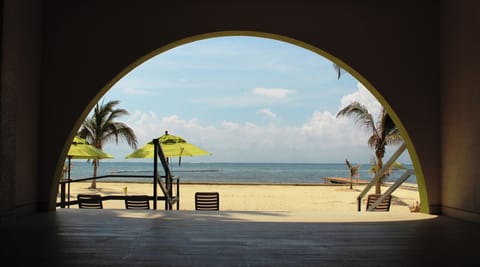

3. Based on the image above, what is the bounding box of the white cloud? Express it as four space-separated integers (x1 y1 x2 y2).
106 110 402 163
123 111 214 147
103 84 410 164
191 87 296 107
191 95 256 107
122 87 151 95
221 121 240 130
253 87 295 99
339 82 382 119
258 108 277 119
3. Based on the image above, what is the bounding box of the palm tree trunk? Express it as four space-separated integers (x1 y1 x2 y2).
90 159 98 189
375 175 383 194
375 158 383 194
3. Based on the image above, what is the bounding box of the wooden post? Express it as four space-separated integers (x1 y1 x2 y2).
60 180 66 208
176 177 180 210
153 139 158 210
67 156 71 208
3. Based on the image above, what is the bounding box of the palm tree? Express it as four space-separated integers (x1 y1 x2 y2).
345 159 360 190
78 99 138 189
336 101 402 194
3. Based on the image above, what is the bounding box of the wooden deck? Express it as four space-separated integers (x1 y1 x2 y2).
1 209 479 266
324 176 370 185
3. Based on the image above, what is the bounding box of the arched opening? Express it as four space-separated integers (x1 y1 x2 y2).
56 31 428 213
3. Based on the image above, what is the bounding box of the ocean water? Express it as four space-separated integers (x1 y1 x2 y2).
66 161 417 185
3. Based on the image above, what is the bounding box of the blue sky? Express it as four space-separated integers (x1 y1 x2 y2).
99 36 411 164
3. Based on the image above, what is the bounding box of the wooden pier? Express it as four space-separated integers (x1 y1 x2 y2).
324 177 369 185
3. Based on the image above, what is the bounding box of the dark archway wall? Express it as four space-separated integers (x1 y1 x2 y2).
441 1 480 221
3 0 477 222
1 0 43 222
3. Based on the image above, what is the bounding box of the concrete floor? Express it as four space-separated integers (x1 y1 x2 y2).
1 209 479 266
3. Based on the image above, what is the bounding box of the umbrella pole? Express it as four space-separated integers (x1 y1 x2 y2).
153 139 158 210
68 156 71 208
60 163 66 208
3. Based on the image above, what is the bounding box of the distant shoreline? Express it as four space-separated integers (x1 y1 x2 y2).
67 161 417 185
67 180 418 190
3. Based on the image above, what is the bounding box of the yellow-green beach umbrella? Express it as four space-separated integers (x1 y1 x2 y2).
68 136 114 159
65 136 113 207
126 131 211 163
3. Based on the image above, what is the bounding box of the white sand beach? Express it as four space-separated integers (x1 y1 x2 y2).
59 181 421 213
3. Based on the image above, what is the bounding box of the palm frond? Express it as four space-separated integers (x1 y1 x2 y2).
333 63 344 80
345 159 360 176
116 127 138 149
367 133 380 149
79 99 138 151
345 159 352 169
336 101 376 132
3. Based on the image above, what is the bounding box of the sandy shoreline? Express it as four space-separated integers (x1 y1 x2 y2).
59 181 420 213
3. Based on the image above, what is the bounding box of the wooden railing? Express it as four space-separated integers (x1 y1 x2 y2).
357 142 415 211
57 174 180 210
59 137 180 210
